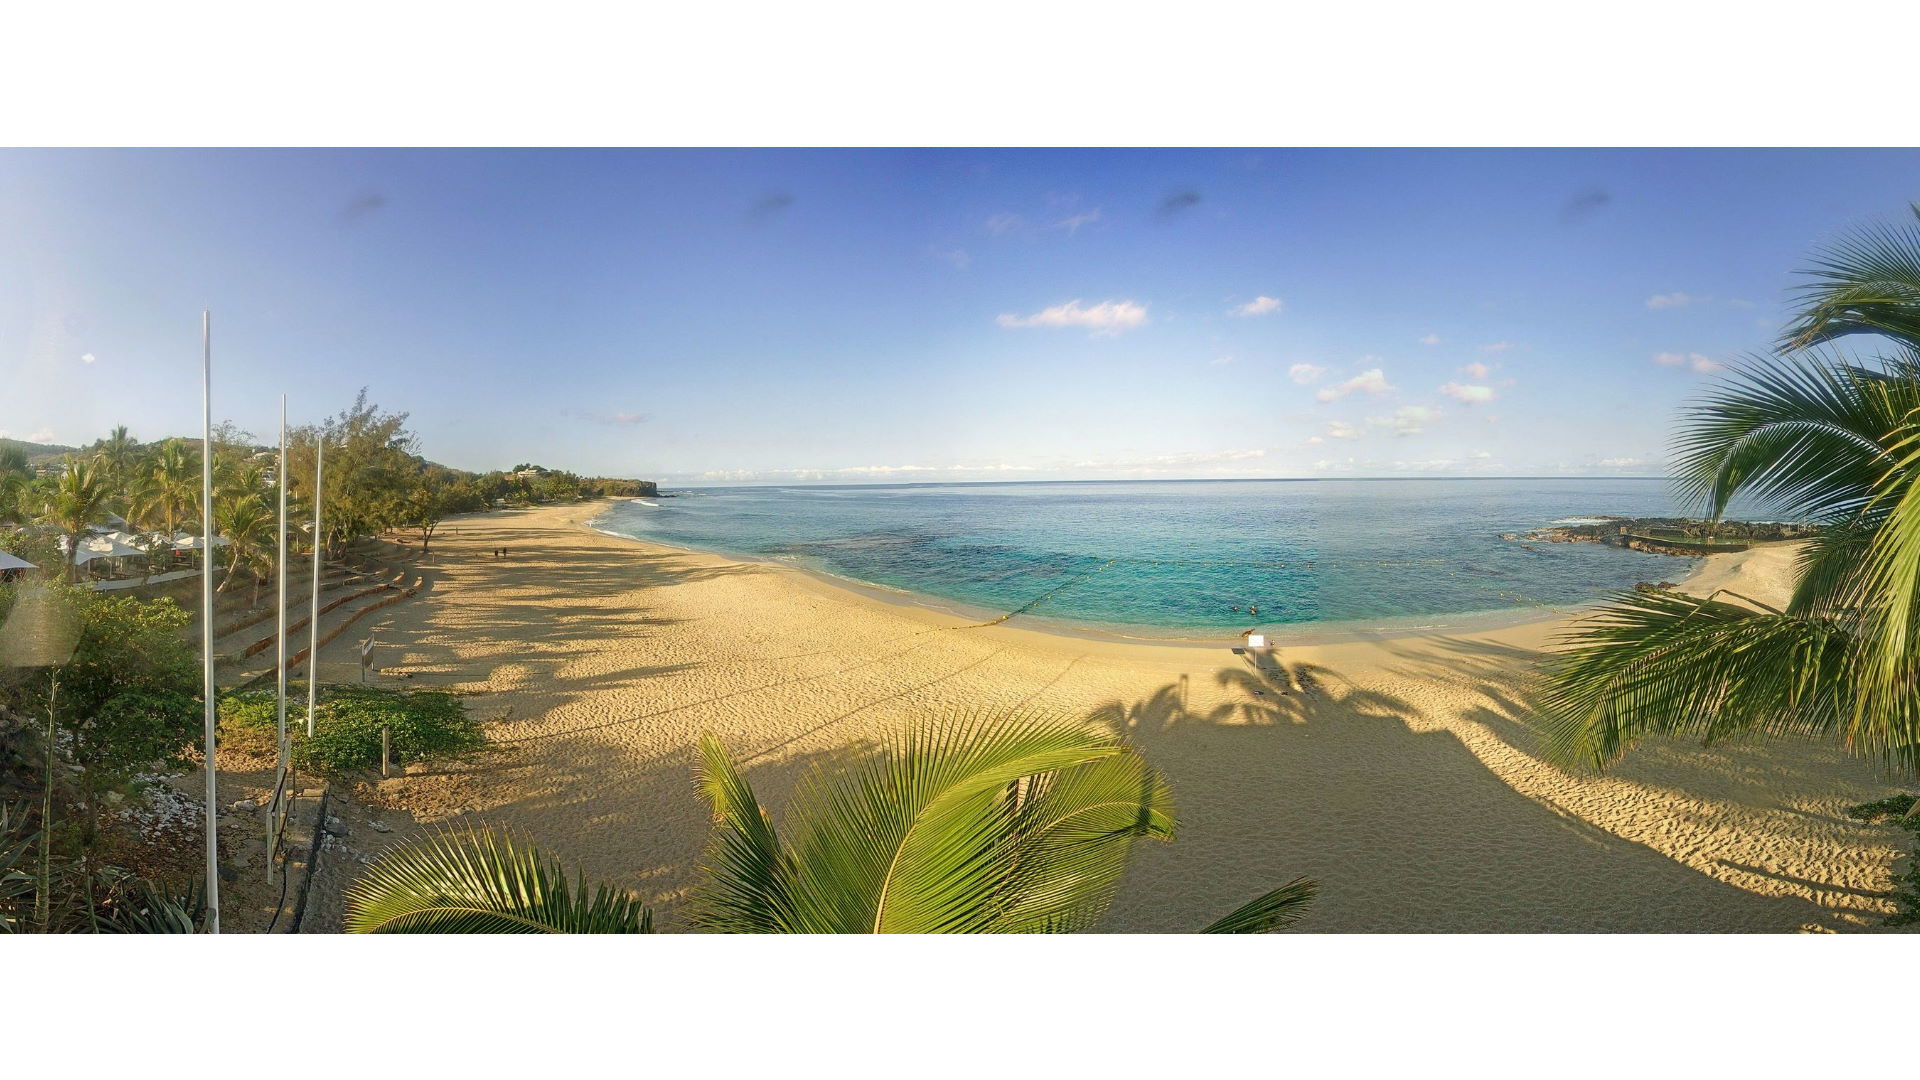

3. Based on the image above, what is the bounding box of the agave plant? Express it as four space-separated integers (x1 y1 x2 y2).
345 714 1316 934
1543 214 1920 776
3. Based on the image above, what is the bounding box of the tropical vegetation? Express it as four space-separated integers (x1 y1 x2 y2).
1543 207 1920 779
343 714 1318 934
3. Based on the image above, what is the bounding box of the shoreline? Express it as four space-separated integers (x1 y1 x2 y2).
581 500 1712 650
322 500 1899 933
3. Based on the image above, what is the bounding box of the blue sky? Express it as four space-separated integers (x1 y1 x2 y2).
4 148 1919 484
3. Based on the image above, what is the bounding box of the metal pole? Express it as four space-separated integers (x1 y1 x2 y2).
272 395 289 885
276 395 289 772
200 310 220 933
307 437 323 737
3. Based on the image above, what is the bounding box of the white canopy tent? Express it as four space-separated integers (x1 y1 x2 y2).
60 533 145 565
170 532 230 551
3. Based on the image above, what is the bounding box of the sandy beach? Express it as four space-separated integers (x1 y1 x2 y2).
310 501 1908 932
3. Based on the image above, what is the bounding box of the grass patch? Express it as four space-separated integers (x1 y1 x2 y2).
220 684 487 774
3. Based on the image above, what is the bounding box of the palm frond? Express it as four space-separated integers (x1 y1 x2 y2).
992 746 1176 933
1199 877 1318 934
780 712 1146 933
689 734 799 933
1668 349 1920 523
344 826 654 934
1540 589 1854 771
1784 205 1920 351
1850 416 1920 772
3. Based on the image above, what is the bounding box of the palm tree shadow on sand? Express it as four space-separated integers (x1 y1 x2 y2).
1085 643 1866 933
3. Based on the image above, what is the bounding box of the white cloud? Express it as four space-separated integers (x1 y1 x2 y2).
1369 404 1439 436
1315 366 1394 402
1480 341 1515 354
1325 420 1361 440
1288 362 1326 385
80 352 96 365
1305 435 1324 445
1393 458 1459 471
985 212 1020 235
937 248 971 270
1654 351 1722 373
997 299 1148 336
1210 355 1236 367
1439 381 1497 403
0 427 58 443
1598 457 1649 468
1056 209 1102 235
1646 292 1702 310
1234 295 1283 317
1419 333 1441 346
1459 361 1490 380
1471 450 1492 459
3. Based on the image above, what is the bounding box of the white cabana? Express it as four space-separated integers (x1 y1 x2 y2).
170 532 230 551
0 550 36 572
60 533 145 565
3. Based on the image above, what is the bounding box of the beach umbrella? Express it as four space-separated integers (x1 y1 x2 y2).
0 550 36 572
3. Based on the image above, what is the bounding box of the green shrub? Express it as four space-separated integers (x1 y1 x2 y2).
1845 795 1920 927
219 684 486 774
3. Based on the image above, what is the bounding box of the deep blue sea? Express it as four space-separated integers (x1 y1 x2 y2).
591 478 1697 640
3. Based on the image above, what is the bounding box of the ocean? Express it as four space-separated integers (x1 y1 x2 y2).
590 478 1700 640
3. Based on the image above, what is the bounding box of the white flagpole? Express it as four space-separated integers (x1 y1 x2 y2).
276 395 289 776
200 310 220 934
306 437 324 737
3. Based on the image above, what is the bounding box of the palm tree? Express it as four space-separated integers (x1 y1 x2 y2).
1544 213 1920 778
90 425 137 491
130 439 198 540
216 498 274 604
39 462 112 582
0 445 30 525
343 714 1317 933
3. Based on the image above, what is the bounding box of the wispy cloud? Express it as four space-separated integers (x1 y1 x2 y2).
997 299 1148 336
0 427 57 443
1459 361 1490 379
1056 208 1102 235
1646 291 1703 310
1233 295 1283 317
1419 333 1441 346
935 248 971 270
1324 420 1361 440
1598 456 1649 468
985 212 1021 235
1439 381 1497 403
80 352 96 365
1315 366 1394 402
1370 404 1438 436
1479 341 1515 354
1209 355 1236 367
1653 351 1723 373
576 410 650 426
1288 362 1325 385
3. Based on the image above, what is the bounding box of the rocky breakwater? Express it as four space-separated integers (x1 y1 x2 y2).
1500 516 1814 557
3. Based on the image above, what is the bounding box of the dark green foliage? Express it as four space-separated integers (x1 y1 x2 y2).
0 587 199 790
0 799 206 933
220 684 485 774
1845 794 1920 927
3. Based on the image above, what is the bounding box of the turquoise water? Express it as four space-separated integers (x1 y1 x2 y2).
591 478 1697 639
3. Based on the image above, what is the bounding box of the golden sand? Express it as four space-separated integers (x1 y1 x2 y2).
314 502 1907 932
